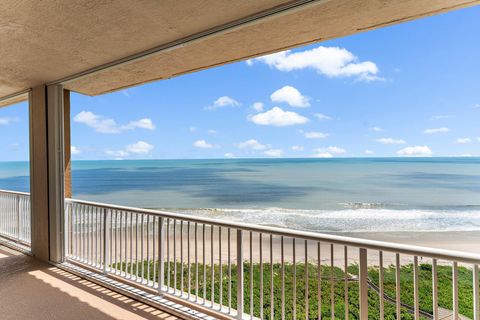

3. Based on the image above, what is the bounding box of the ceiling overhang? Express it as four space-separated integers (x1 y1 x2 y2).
1 0 479 107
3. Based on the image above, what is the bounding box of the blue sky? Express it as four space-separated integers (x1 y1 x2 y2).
1 6 480 161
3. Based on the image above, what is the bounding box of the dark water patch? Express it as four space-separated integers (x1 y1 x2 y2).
72 167 323 204
0 175 30 193
387 172 480 192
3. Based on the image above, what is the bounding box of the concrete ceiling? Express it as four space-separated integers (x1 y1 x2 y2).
1 0 479 106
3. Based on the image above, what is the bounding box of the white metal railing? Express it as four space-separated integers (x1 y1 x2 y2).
0 189 31 247
65 198 480 320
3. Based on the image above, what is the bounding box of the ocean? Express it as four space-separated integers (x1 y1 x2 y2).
1 157 479 233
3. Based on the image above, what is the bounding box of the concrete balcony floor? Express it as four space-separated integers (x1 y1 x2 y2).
0 245 179 320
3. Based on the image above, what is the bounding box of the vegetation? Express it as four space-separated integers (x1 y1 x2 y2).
114 261 476 319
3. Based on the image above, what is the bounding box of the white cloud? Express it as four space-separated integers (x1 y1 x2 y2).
247 46 382 81
473 103 480 109
304 131 329 139
104 149 129 159
424 127 450 134
313 152 333 158
125 141 154 154
251 102 264 112
397 146 432 157
237 139 267 150
122 118 156 130
314 113 332 121
193 140 219 149
270 86 310 107
205 96 240 110
71 146 81 155
224 152 235 158
376 138 406 145
313 146 346 157
477 137 480 142
189 127 197 132
369 126 384 132
264 149 284 157
291 145 304 151
456 138 472 144
0 117 12 125
74 111 155 134
249 107 309 127
364 149 374 155
207 129 217 134
429 115 451 121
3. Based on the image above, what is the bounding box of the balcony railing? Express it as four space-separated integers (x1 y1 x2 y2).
0 189 31 247
1 190 480 319
64 198 480 320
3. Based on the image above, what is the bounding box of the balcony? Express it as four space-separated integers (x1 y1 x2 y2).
1 189 479 319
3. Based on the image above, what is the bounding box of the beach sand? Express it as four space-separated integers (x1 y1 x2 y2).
76 226 480 269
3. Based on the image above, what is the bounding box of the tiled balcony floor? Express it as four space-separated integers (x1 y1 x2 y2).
0 245 179 320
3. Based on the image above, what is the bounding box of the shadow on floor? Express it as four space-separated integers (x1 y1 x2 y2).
0 246 178 320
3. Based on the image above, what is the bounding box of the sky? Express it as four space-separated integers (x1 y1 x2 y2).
1 6 480 161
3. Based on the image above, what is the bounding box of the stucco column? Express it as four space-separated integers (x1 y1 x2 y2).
29 85 66 263
29 85 50 261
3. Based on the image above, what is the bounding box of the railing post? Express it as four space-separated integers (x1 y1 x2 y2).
237 229 244 319
359 248 368 320
474 264 479 320
16 194 20 242
158 217 165 294
103 208 108 274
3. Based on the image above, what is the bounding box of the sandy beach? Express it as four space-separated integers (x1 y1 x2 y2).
71 223 480 269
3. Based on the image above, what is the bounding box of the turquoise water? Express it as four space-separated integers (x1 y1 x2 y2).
1 158 479 232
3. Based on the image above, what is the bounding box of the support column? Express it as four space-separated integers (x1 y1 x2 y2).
28 84 66 263
47 85 65 263
29 86 50 261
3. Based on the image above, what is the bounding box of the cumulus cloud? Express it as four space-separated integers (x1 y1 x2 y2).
397 146 432 157
456 138 472 144
205 96 240 110
376 138 406 145
264 149 284 157
424 127 450 134
251 102 264 112
74 111 155 134
249 107 309 127
304 131 329 139
71 146 81 155
224 153 235 158
104 141 154 159
237 139 268 150
291 145 304 151
313 146 346 157
122 118 156 130
369 126 383 132
193 140 219 149
125 141 154 154
247 46 382 81
270 86 310 107
364 149 374 155
314 113 332 121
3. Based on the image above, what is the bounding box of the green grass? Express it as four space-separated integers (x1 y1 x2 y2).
113 261 477 319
